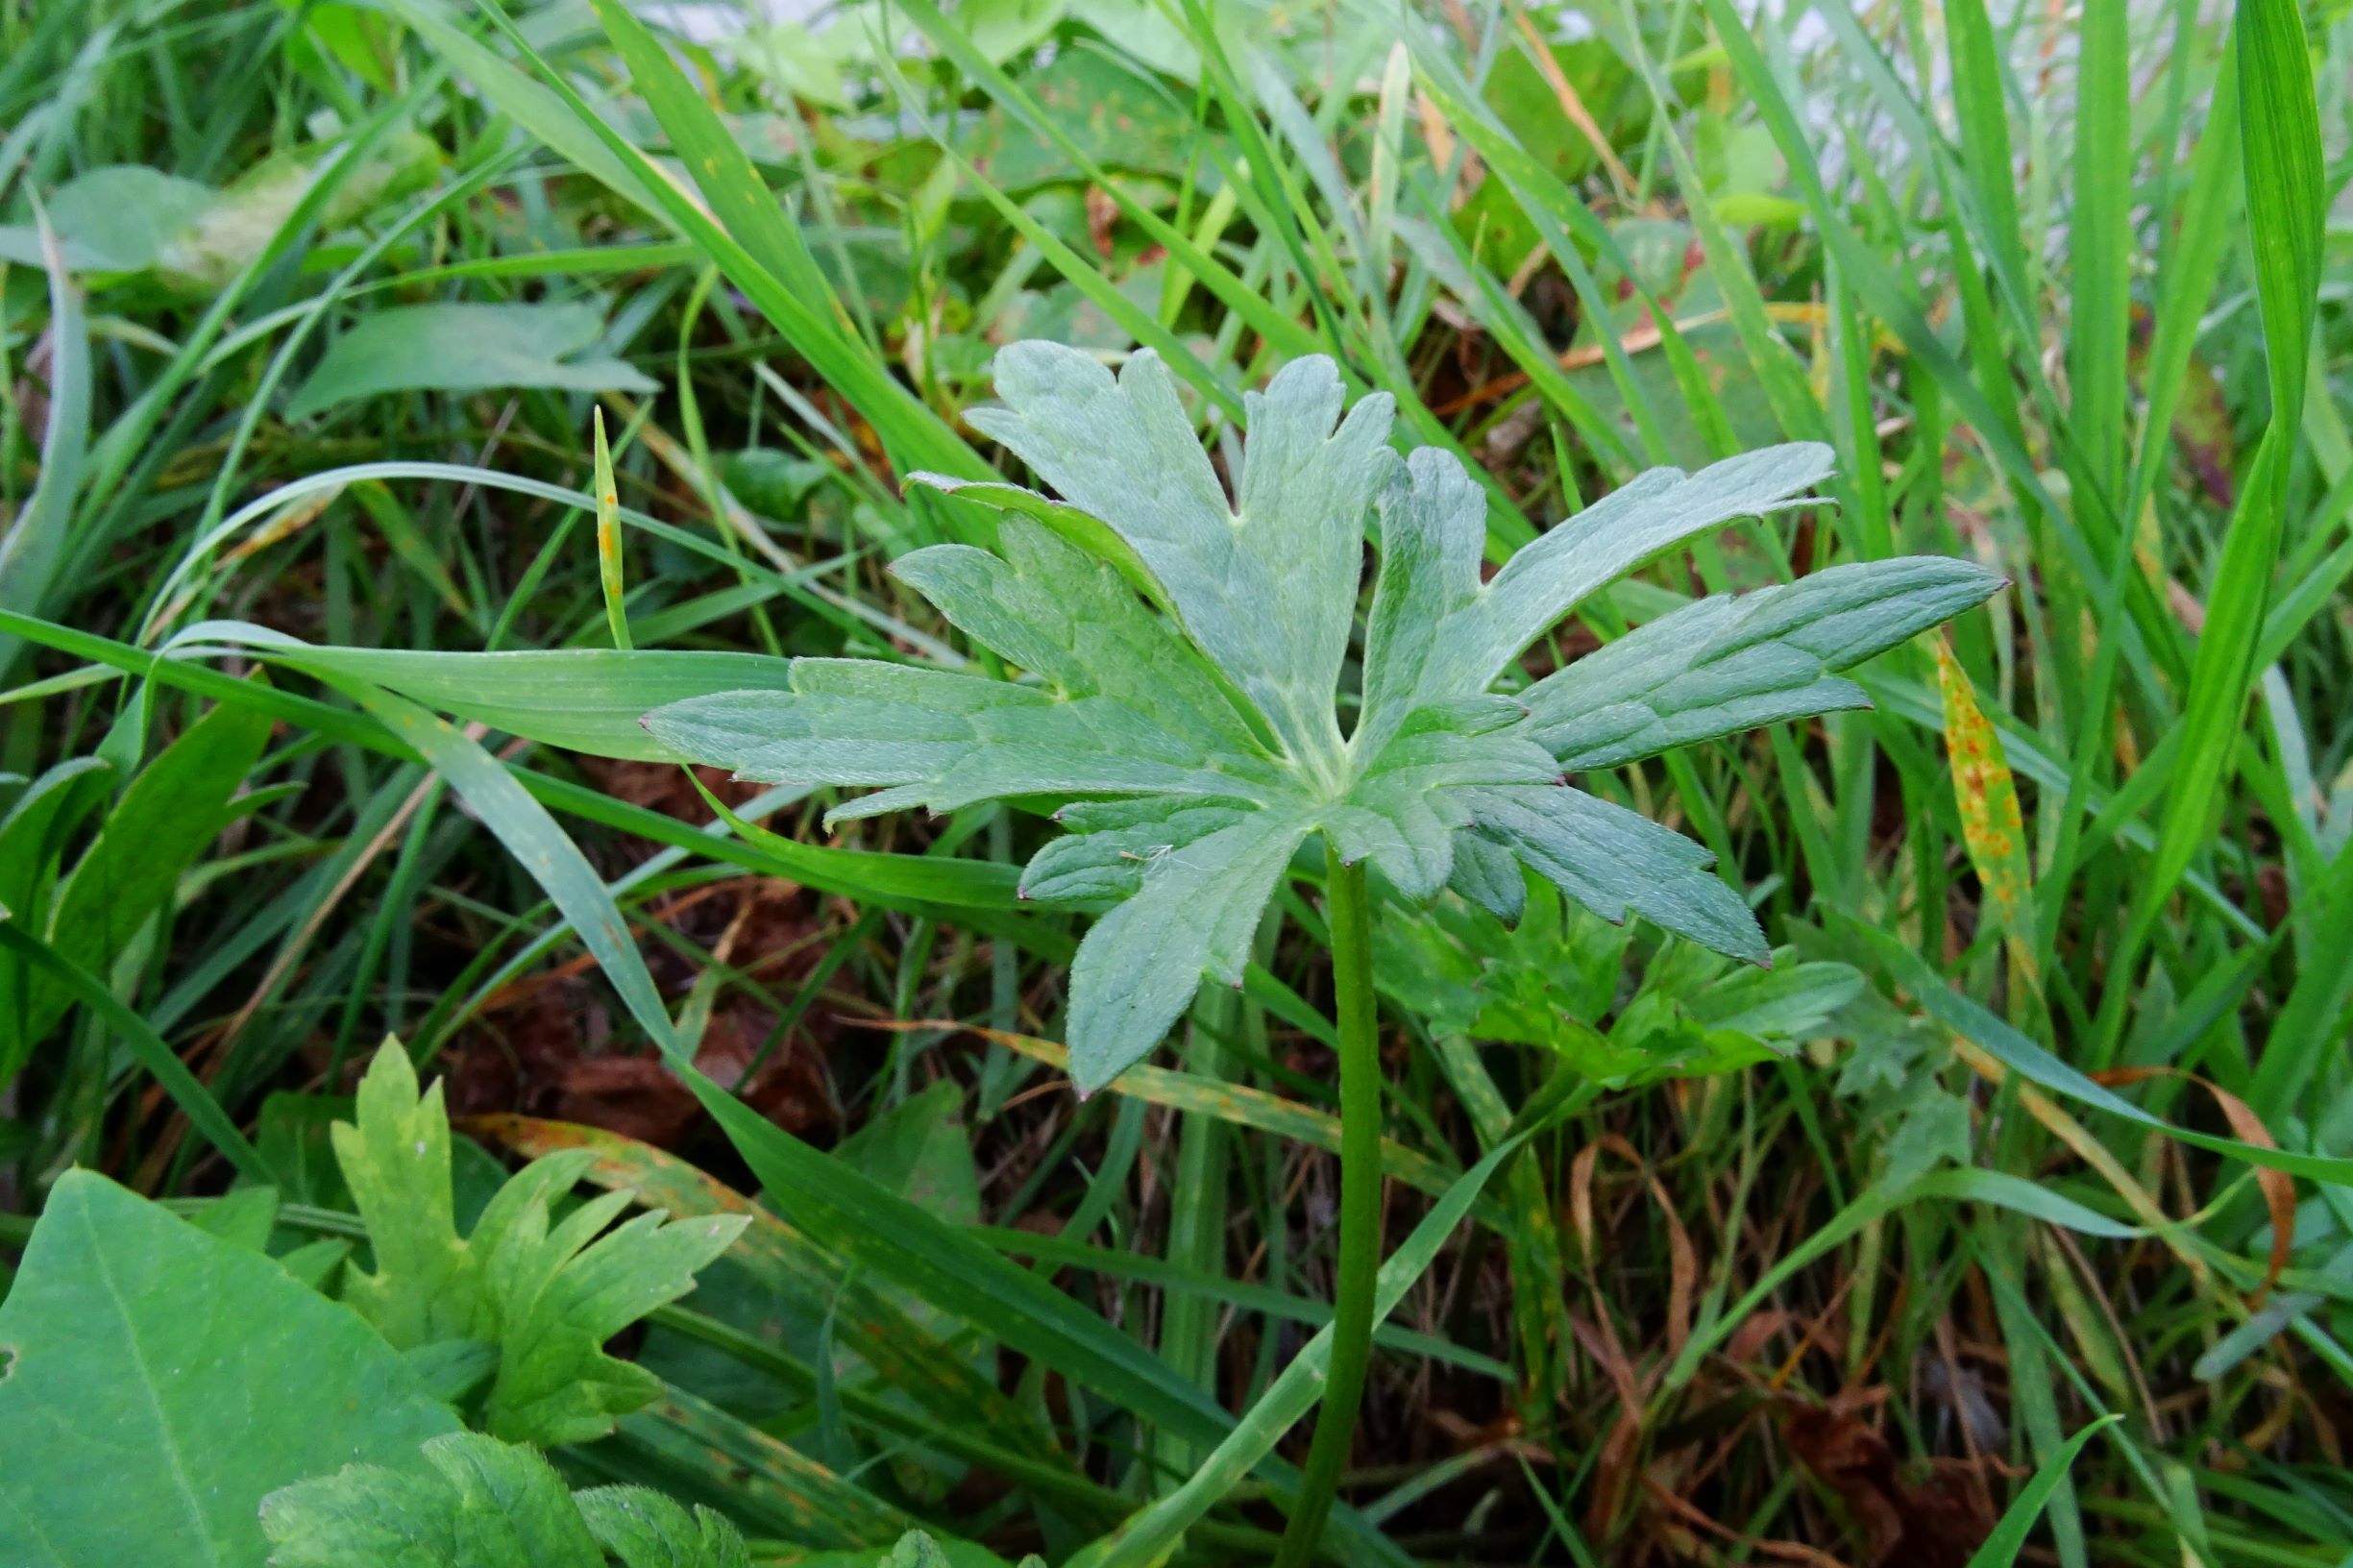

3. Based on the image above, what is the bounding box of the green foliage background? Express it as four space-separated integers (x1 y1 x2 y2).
0 0 2345 1562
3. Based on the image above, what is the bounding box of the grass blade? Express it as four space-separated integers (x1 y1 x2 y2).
1964 1415 2122 1568
0 213 88 682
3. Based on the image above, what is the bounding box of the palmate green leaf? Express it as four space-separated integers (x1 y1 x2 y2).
259 1431 751 1568
648 343 1999 1090
961 344 1399 768
334 1041 748 1446
644 514 1288 825
575 1486 755 1568
1358 445 1842 742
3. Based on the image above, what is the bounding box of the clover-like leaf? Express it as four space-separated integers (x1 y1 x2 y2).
333 1041 749 1446
645 344 2001 1092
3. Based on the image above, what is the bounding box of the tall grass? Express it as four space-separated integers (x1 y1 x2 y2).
1 0 2347 1561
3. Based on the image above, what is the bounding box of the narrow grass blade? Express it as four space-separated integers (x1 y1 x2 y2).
2250 841 2353 1117
2113 0 2325 1044
1845 919 2353 1184
3 609 1035 925
1965 1415 2121 1568
681 1067 1410 1564
392 0 986 490
312 675 687 1061
1069 1135 1526 1568
1934 635 2041 1001
0 213 89 681
977 1224 1511 1379
611 1386 911 1547
941 1021 1470 1207
0 923 273 1186
2068 0 2131 518
178 619 790 762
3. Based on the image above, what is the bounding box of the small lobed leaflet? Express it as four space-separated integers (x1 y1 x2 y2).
260 1430 753 1568
645 343 2003 1093
332 1041 749 1446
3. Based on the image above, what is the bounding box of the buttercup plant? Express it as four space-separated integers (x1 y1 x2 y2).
644 341 2002 1558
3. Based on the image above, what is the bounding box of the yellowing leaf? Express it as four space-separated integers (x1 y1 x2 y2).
1933 634 2039 995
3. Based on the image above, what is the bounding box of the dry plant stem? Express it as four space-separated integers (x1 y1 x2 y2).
1273 843 1380 1568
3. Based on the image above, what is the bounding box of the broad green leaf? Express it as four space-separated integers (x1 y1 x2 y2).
0 163 212 272
962 47 1197 186
0 1171 457 1567
286 301 659 419
161 132 442 288
0 134 435 284
650 345 1995 1089
334 1041 749 1446
260 1431 751 1568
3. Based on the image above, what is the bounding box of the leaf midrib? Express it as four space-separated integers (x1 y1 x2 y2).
83 1196 221 1566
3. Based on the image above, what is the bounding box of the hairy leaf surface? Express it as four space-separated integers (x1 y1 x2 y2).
1524 556 2006 768
648 343 1998 1090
